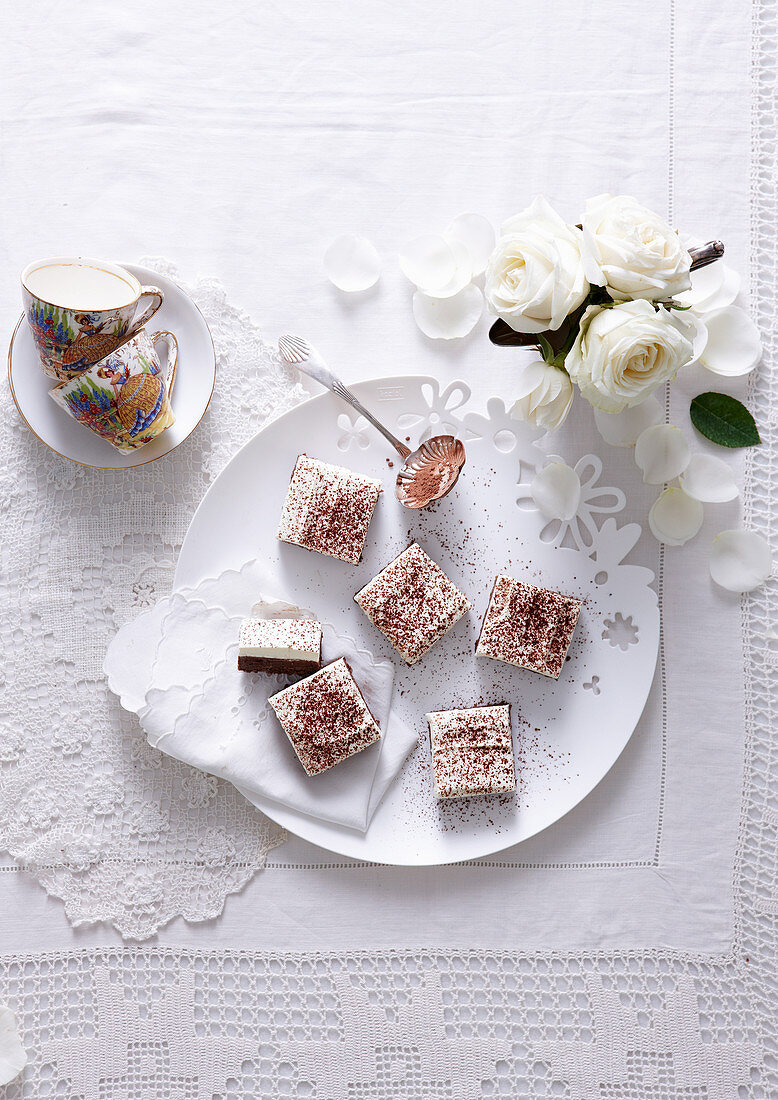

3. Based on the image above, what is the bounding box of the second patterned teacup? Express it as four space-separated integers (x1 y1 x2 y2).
49 330 178 453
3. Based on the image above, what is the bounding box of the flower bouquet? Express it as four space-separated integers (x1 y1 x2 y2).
481 194 770 588
320 195 770 590
484 194 758 425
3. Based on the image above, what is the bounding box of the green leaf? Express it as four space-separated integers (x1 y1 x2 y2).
689 391 761 448
537 335 556 365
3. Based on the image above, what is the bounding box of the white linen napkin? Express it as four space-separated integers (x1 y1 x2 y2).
106 559 417 833
104 595 175 716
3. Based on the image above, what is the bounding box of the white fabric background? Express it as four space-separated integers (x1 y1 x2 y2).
1 1 775 1097
0 0 751 953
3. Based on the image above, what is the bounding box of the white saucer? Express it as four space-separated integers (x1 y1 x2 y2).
7 263 216 469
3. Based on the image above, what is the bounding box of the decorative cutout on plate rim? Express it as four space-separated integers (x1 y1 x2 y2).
336 412 371 451
602 612 640 651
463 396 537 454
583 675 601 695
517 454 627 557
395 379 471 440
461 387 651 586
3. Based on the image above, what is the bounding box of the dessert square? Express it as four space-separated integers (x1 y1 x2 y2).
277 454 382 565
427 704 515 799
354 542 470 665
268 657 381 776
476 575 581 678
237 617 322 674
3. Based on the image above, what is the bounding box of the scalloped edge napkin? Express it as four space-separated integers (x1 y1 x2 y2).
106 560 417 833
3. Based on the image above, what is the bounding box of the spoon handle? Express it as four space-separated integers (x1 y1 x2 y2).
688 240 725 271
294 358 412 459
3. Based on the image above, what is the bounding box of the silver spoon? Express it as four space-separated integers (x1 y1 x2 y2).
278 334 466 510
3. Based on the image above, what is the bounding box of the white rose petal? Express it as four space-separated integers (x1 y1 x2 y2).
710 529 773 592
676 260 740 313
412 284 483 340
444 213 495 276
648 487 704 546
699 306 762 377
0 1005 27 1086
582 193 691 300
679 453 739 503
399 235 457 291
635 424 691 484
531 460 582 521
513 360 551 401
420 238 473 298
567 300 693 413
485 195 590 333
671 308 709 363
511 361 574 432
593 396 663 447
323 234 382 292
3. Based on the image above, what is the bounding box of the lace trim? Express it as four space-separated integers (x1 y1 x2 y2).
0 259 307 939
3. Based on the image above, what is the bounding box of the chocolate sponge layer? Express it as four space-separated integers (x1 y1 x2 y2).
237 655 320 674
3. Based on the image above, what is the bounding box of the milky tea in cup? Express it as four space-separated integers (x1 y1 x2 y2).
21 256 164 381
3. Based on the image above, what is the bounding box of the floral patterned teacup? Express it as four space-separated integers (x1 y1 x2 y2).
21 256 164 381
49 330 178 453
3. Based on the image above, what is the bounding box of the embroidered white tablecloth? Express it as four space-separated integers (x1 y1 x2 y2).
1 0 776 1096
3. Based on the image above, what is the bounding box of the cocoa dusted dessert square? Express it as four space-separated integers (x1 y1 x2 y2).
268 657 381 776
427 704 515 799
476 575 581 679
354 542 471 665
277 454 382 565
237 618 322 674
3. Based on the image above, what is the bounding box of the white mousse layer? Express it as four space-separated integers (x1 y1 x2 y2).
238 618 321 663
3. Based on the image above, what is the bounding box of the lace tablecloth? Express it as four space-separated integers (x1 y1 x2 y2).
2 0 777 1096
0 264 302 937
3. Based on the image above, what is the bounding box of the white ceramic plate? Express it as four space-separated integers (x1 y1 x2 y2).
7 263 215 470
175 376 660 864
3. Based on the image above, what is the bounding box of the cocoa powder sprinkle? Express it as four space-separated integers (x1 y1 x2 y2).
427 704 515 799
354 543 470 664
277 455 381 565
268 657 381 775
476 575 581 679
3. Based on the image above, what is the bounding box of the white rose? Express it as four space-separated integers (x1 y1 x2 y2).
582 193 691 301
485 195 590 333
567 300 693 413
511 360 574 431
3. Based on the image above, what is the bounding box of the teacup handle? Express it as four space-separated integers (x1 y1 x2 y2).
151 330 179 396
124 285 164 343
